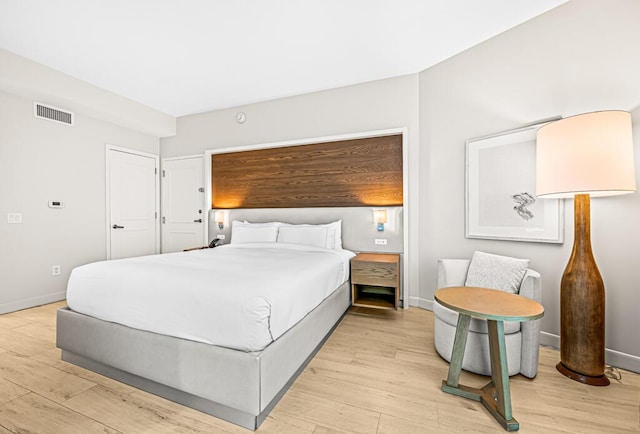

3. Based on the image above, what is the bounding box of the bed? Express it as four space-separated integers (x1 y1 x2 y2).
56 207 403 429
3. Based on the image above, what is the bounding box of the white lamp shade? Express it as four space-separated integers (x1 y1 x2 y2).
214 210 225 223
536 111 637 198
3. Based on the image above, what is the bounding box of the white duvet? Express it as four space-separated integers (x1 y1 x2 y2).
66 243 355 352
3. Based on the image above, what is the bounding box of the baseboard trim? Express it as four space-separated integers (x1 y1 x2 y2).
606 349 640 374
0 291 66 314
540 331 639 373
409 296 433 311
539 331 560 349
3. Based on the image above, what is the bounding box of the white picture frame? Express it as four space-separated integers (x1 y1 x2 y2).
466 120 564 243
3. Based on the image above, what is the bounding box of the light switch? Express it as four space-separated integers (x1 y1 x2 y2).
7 213 22 224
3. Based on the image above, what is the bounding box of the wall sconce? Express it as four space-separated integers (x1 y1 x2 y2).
373 209 387 231
214 211 225 229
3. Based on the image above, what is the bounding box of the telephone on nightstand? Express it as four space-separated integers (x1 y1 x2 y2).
209 238 223 248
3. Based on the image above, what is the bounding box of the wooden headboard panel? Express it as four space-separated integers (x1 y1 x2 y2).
211 134 403 208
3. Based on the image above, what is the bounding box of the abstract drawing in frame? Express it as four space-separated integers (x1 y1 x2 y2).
466 120 564 243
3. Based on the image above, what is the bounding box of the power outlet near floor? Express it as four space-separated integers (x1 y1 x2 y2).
51 265 61 276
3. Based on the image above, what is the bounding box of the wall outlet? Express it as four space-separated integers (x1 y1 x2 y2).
7 213 22 224
374 238 388 245
217 234 226 239
52 265 61 276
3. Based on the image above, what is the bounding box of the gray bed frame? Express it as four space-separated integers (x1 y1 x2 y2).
57 281 349 430
56 207 404 429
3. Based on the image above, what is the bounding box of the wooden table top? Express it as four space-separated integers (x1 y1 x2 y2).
434 286 544 322
352 253 399 263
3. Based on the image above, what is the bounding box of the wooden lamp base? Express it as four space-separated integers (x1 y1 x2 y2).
556 362 609 386
558 195 609 387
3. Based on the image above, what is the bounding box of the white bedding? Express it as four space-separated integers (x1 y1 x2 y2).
66 243 355 352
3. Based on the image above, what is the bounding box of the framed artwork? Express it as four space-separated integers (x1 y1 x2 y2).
466 120 564 243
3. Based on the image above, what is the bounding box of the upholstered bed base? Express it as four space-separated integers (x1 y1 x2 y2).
56 281 350 430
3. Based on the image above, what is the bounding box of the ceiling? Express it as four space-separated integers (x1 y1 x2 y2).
0 0 566 118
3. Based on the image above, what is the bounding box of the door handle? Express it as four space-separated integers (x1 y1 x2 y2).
112 224 124 229
193 219 203 223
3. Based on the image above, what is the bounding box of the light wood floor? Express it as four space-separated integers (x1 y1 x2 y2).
0 302 638 433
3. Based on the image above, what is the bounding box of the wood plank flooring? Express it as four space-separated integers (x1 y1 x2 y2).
0 302 638 433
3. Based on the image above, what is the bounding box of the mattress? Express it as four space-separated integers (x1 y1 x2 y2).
66 243 355 352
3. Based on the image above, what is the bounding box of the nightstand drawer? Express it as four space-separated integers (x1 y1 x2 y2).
351 261 398 287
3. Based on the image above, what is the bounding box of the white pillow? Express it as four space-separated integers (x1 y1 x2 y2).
324 220 342 250
231 220 279 244
464 251 529 294
239 221 281 228
276 220 342 249
277 225 329 248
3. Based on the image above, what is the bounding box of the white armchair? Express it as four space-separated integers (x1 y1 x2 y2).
433 258 542 378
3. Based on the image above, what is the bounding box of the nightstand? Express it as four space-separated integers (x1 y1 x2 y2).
351 253 400 310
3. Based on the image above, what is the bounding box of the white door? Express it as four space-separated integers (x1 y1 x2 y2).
161 156 205 253
107 146 159 260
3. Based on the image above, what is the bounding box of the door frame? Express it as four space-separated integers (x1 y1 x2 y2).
160 154 206 252
105 144 160 260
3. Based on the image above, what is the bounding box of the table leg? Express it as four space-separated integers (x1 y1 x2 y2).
446 313 471 387
441 317 520 431
442 314 483 403
486 319 519 431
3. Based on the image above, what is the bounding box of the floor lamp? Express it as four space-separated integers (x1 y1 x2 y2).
536 111 637 386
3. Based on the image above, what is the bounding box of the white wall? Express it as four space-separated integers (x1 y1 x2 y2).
0 49 176 138
162 74 421 302
418 0 640 369
0 90 160 313
162 75 419 157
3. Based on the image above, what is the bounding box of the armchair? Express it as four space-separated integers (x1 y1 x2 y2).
433 258 542 378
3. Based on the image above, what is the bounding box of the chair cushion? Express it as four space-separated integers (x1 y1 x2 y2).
433 300 521 334
465 251 529 294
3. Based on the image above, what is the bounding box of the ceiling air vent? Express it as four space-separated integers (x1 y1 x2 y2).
33 102 74 126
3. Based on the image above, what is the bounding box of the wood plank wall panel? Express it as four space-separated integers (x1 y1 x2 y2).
211 134 403 208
